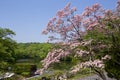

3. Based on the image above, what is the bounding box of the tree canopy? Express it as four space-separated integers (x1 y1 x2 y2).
0 27 16 63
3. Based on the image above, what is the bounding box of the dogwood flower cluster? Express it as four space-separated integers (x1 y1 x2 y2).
70 55 111 73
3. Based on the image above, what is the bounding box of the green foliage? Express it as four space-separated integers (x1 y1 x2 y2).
21 72 30 77
83 17 120 79
0 27 16 62
103 19 120 79
50 55 78 70
105 59 120 80
0 61 9 72
15 43 53 62
0 27 17 73
84 30 110 58
13 63 32 75
0 27 15 39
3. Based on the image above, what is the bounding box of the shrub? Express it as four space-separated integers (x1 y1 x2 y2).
0 61 9 72
12 63 34 77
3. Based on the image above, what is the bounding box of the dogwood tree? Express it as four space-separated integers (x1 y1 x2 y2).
37 1 120 80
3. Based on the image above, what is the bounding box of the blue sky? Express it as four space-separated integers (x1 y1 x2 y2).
0 0 117 43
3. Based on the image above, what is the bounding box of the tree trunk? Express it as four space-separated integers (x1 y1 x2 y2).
92 66 107 80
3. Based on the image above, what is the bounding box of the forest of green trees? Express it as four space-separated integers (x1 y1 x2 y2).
15 42 52 61
0 27 54 79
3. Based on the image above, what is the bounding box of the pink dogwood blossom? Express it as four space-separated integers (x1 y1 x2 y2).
39 1 119 76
